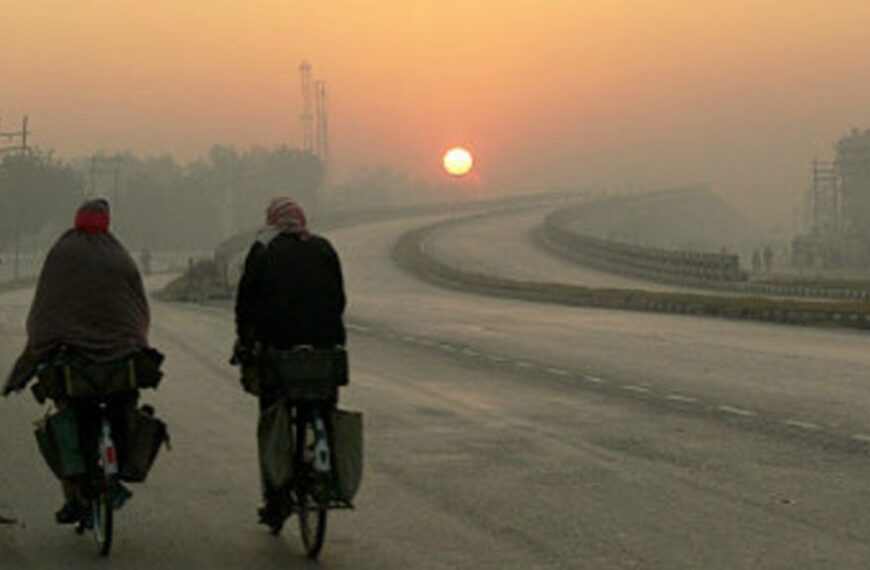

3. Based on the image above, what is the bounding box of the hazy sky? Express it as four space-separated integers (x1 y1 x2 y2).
3 1 870 224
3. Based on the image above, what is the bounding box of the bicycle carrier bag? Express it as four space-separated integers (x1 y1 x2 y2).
31 347 165 403
257 401 294 492
121 405 170 483
257 347 348 400
330 408 363 503
33 405 88 479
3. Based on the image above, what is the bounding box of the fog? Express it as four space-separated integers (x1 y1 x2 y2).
3 1 870 250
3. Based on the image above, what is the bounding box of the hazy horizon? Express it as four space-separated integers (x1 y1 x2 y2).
4 1 870 227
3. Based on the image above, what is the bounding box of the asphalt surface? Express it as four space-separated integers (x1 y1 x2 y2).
2 214 870 568
424 207 703 293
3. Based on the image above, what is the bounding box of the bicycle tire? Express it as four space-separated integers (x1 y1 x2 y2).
295 408 328 559
92 489 113 557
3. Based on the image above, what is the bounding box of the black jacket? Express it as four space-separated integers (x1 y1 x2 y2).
235 233 346 349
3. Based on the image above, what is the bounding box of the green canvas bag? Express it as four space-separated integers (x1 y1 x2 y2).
330 409 363 503
258 401 294 491
34 406 87 479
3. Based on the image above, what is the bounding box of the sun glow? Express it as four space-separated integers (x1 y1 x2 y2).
443 147 474 176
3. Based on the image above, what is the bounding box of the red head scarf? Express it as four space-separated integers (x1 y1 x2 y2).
75 199 110 234
266 197 308 237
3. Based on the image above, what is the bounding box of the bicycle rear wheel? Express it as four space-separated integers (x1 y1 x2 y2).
295 410 328 559
92 489 113 557
298 494 327 559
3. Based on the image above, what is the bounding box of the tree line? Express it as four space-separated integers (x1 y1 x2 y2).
0 145 324 254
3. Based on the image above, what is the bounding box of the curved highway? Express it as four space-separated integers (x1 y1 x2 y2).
1 212 870 568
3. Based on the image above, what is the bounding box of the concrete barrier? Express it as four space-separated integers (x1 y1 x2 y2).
541 193 870 302
393 215 870 331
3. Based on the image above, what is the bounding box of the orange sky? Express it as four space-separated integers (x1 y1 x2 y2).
3 1 870 221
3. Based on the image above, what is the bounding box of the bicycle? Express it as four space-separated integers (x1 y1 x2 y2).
27 346 166 558
238 345 356 560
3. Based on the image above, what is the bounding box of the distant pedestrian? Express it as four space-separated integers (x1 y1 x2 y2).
763 245 774 274
752 249 762 274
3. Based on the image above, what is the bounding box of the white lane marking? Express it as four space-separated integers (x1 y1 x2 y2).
666 394 697 404
419 339 437 346
851 434 870 443
622 385 651 394
718 405 755 417
784 420 821 431
346 324 370 332
461 349 479 357
515 361 535 369
486 355 507 362
545 367 570 376
583 375 606 384
440 344 457 353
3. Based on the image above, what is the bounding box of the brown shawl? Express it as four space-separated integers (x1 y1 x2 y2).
3 229 150 394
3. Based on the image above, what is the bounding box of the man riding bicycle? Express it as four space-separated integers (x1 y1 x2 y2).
233 197 346 529
3 199 153 523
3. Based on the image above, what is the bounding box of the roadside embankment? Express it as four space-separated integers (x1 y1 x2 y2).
540 189 870 302
393 215 870 330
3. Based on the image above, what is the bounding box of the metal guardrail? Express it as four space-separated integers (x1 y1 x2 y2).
542 194 870 302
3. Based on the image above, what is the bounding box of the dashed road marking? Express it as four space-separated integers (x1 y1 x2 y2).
718 405 755 417
342 326 850 444
851 434 870 444
665 394 697 404
784 420 821 431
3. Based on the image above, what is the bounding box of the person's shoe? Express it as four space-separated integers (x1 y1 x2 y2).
258 498 286 534
55 500 83 525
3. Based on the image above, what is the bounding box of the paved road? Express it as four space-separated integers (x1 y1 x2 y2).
2 214 870 568
424 206 703 293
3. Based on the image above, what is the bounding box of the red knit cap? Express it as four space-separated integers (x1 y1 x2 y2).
75 199 110 234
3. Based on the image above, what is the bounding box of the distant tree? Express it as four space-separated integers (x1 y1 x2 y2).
0 151 83 249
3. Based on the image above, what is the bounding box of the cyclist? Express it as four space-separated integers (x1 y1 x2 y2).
233 197 346 528
3 199 151 523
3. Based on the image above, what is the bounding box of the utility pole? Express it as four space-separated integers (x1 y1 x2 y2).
315 80 330 166
0 115 31 280
299 61 314 154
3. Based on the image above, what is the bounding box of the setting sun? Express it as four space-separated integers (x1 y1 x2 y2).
443 147 474 176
